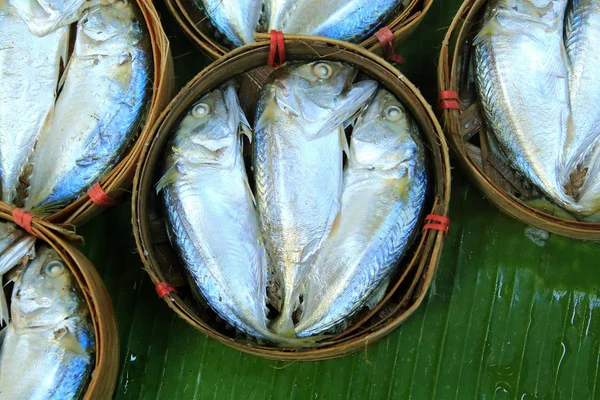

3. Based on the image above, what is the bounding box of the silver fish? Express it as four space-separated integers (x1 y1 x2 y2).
0 223 36 324
8 0 108 36
25 0 152 215
157 86 275 341
253 61 377 336
0 246 95 399
295 90 427 337
563 0 600 182
0 0 68 205
474 0 575 208
200 0 262 46
269 0 400 42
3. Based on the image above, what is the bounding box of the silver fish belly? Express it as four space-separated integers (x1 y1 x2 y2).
253 61 377 335
474 0 574 208
159 86 274 340
563 0 600 181
295 89 427 337
279 0 400 42
0 246 95 400
0 0 68 205
25 1 151 214
200 0 262 46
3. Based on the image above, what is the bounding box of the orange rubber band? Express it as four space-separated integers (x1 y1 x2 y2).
88 183 119 207
438 90 461 111
423 214 450 238
375 27 405 64
268 30 286 68
156 282 178 298
12 208 37 237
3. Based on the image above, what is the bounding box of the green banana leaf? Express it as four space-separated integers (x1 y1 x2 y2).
78 1 600 398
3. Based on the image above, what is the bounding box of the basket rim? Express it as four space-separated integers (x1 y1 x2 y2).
132 35 452 360
163 0 434 60
437 0 600 240
0 211 119 399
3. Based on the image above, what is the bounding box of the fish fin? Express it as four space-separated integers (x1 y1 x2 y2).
328 210 342 240
224 85 252 142
473 19 502 45
365 279 391 310
155 165 179 194
243 174 257 208
0 277 8 326
255 101 279 134
339 126 349 156
57 29 72 92
0 325 6 345
55 327 90 362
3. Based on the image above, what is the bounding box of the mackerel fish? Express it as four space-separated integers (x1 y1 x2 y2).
0 0 68 205
563 0 600 183
25 0 152 215
253 61 377 336
270 0 401 42
200 0 262 46
474 0 576 208
0 246 95 399
157 86 276 341
295 89 427 337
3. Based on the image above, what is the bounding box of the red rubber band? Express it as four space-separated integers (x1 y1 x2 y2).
12 208 36 237
156 282 178 298
88 183 118 208
423 214 450 237
375 27 405 64
268 30 286 68
438 91 461 111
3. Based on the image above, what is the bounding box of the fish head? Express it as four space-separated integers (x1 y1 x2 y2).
76 0 140 57
264 61 377 138
350 89 421 170
11 246 80 330
172 86 248 167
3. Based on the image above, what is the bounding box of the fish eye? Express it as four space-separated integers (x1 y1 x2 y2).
114 0 128 9
384 105 403 122
45 261 65 278
192 103 211 119
313 63 333 79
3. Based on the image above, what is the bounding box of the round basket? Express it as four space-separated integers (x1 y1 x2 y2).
0 212 119 398
438 0 600 240
132 36 451 361
20 0 174 227
164 0 434 60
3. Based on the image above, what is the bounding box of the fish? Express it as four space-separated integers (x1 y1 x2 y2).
0 223 36 324
563 0 600 183
253 61 377 336
200 0 262 46
474 0 576 209
270 0 400 43
157 86 276 341
294 89 427 337
0 0 68 205
25 0 152 215
0 245 95 399
8 0 108 36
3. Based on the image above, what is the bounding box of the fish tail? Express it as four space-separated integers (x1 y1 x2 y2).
270 289 300 338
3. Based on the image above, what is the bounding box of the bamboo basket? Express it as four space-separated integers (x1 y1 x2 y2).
164 0 433 60
23 0 174 227
0 213 119 398
132 36 451 361
438 0 600 240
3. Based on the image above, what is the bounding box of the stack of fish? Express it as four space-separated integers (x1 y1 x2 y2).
157 61 428 344
475 0 600 221
199 0 408 46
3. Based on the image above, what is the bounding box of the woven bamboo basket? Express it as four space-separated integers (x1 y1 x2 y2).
0 212 119 398
164 0 433 60
19 0 174 227
132 36 451 361
438 0 600 240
